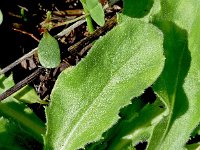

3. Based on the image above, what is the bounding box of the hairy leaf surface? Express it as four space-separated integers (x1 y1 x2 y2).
38 31 61 68
86 98 165 150
84 98 146 150
45 18 165 150
147 0 200 149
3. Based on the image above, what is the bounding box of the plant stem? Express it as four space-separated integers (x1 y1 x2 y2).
53 14 88 28
81 0 94 33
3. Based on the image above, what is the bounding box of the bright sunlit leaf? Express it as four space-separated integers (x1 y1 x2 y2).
44 18 165 150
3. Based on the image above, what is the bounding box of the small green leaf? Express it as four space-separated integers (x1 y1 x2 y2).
0 9 3 25
0 98 46 143
38 31 61 68
85 0 105 26
44 18 165 150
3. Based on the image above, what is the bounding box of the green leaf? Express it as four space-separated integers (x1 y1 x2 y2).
107 98 165 149
86 97 166 150
0 117 43 150
0 73 46 104
119 0 161 24
44 18 165 150
123 0 154 18
0 9 3 25
186 143 200 150
84 97 146 150
0 98 46 143
86 0 105 26
13 85 48 104
38 31 61 68
191 123 200 137
0 73 46 144
82 0 105 26
0 73 14 92
147 1 200 149
117 13 135 24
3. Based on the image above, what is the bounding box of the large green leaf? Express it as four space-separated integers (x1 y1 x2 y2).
84 97 146 150
147 0 200 149
86 97 165 150
123 0 154 18
44 18 165 150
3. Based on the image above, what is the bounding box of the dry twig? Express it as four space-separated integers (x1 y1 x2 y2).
0 67 45 101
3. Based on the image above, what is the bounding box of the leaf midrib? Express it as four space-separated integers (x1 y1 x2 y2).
155 42 187 148
60 44 142 150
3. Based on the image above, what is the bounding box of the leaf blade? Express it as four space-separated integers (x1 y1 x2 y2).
86 0 105 26
106 98 165 150
0 73 46 144
82 0 105 26
0 117 43 150
123 0 154 18
38 31 61 68
45 18 165 150
147 1 200 149
0 9 3 25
